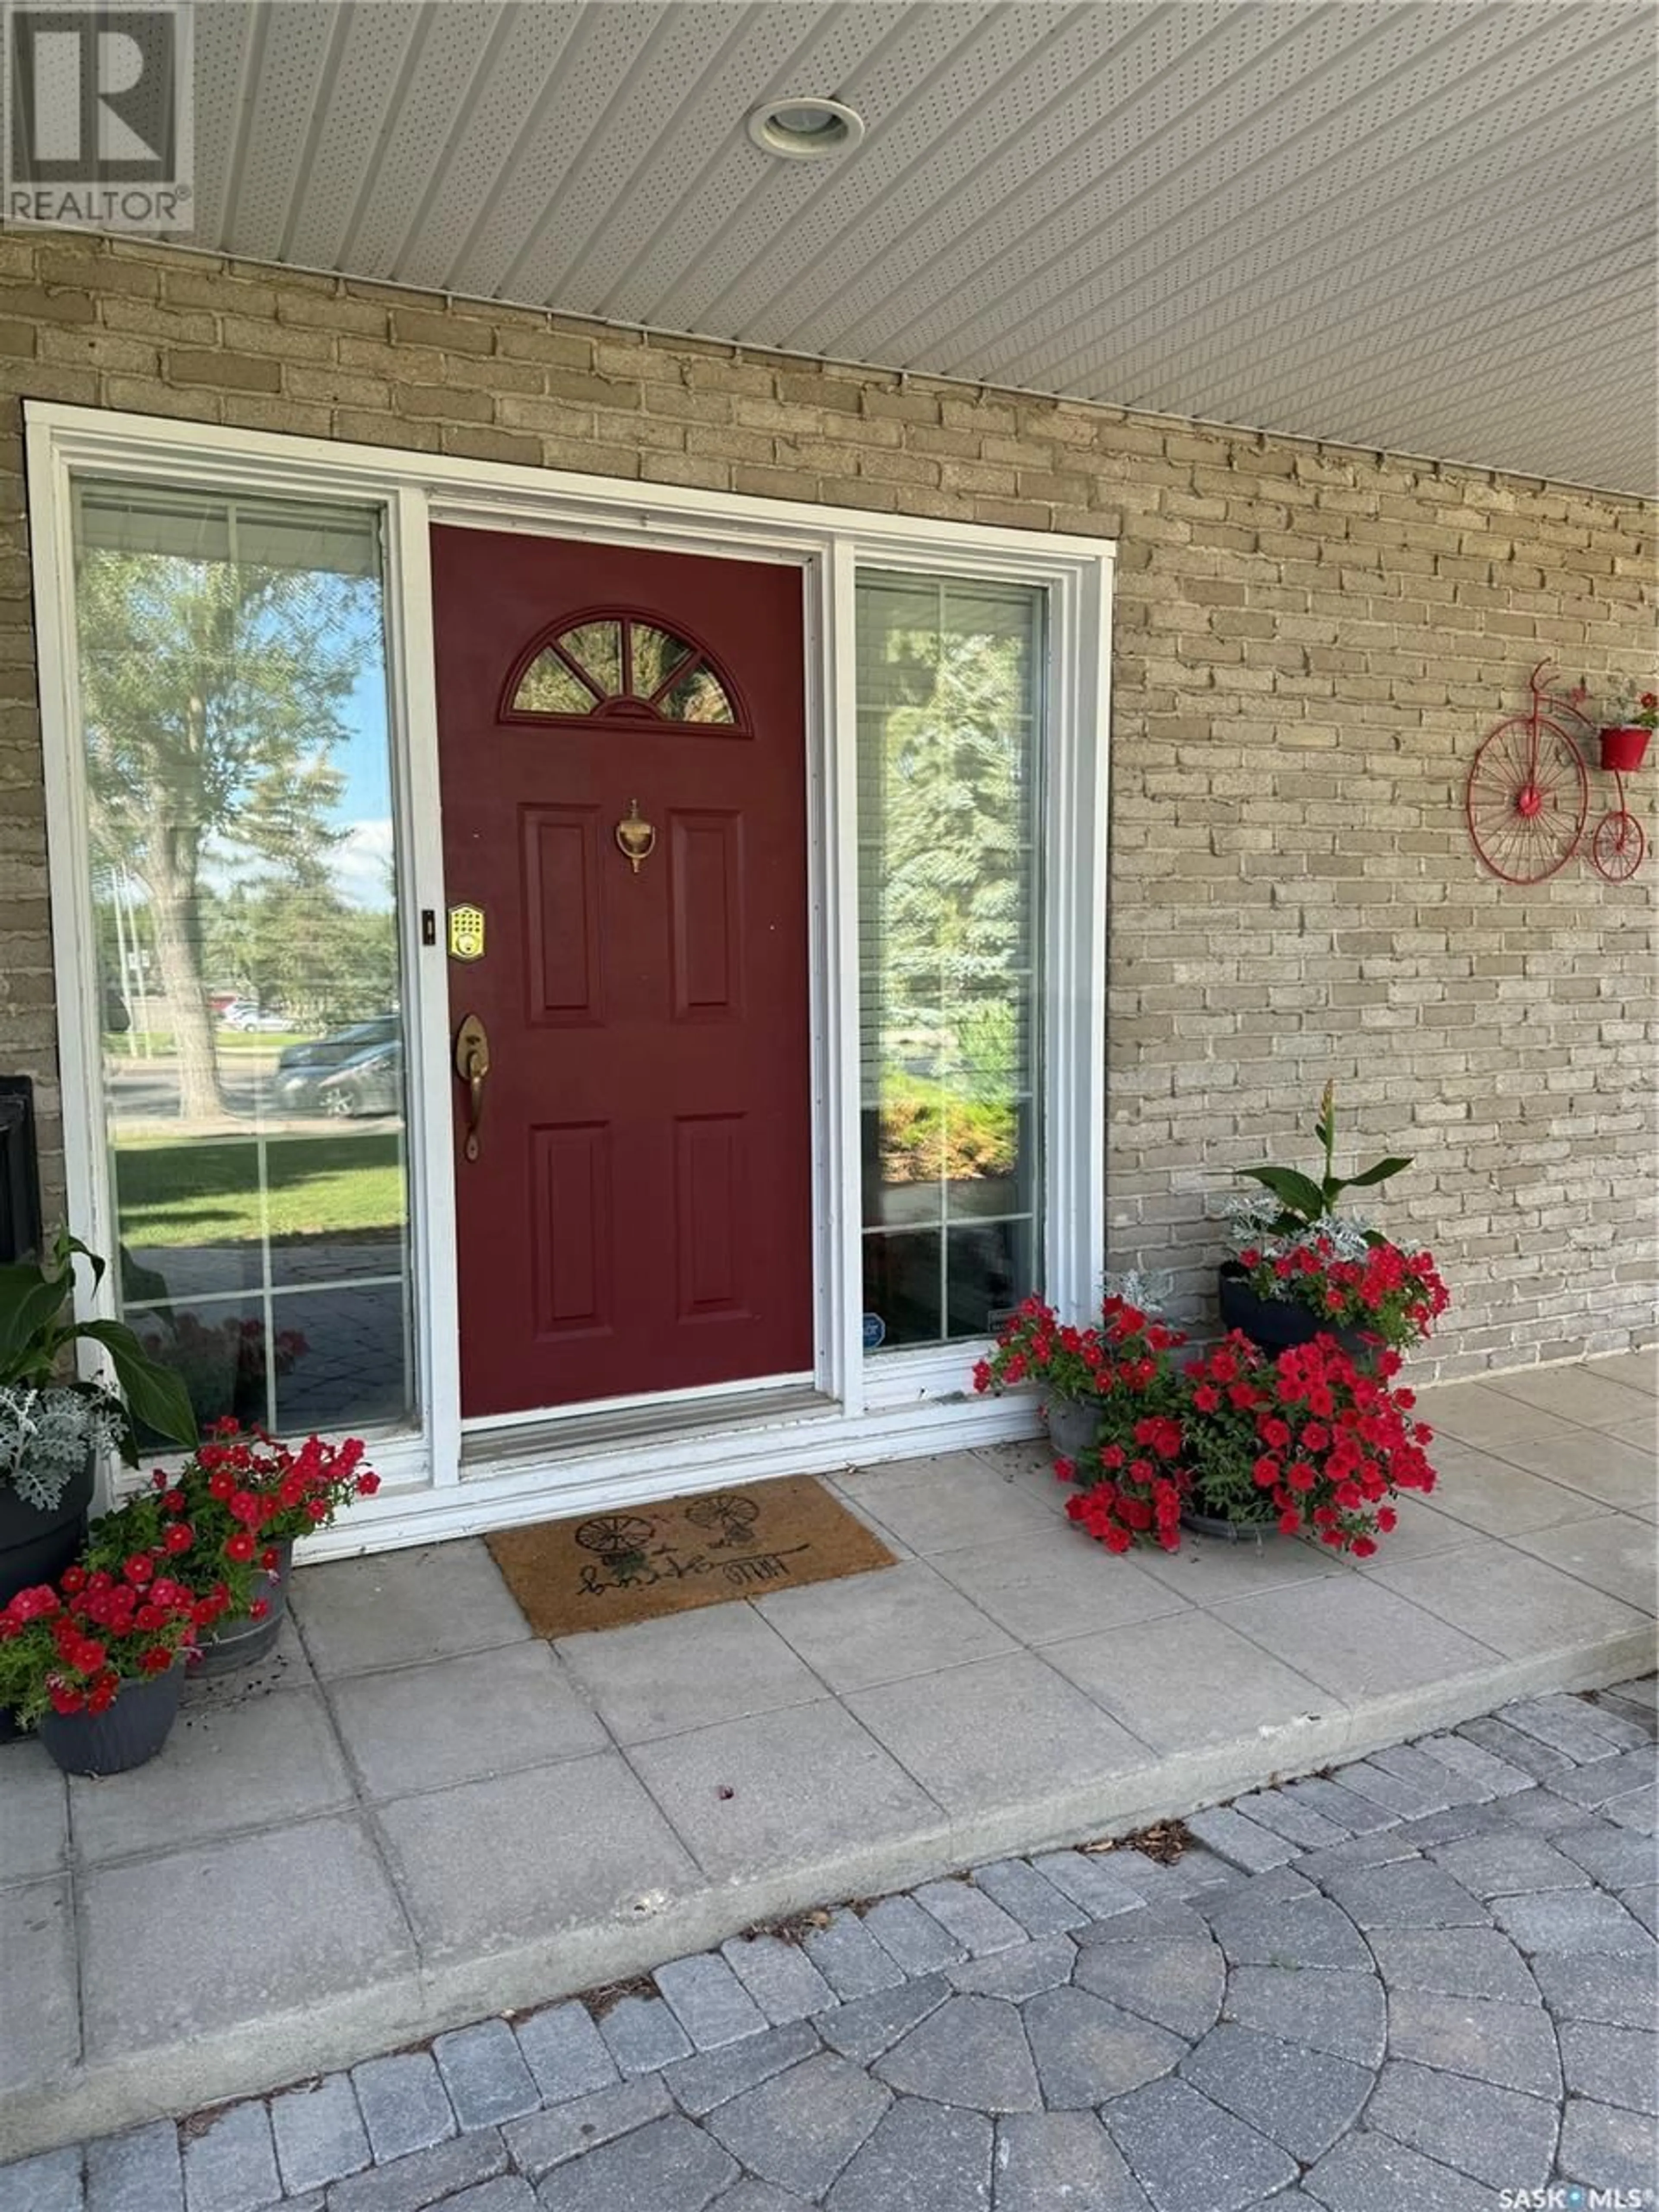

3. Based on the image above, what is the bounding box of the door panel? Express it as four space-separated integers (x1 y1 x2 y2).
433 527 813 1417
674 1115 750 1320
670 811 744 1020
529 1122 612 1337
524 807 605 1023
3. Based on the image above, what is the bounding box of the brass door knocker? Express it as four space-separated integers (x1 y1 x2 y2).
615 799 656 874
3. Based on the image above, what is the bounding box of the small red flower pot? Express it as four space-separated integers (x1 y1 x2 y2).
1599 727 1652 774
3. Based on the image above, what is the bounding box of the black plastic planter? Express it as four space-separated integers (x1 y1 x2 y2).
0 1455 95 1610
0 1455 96 1745
1217 1264 1374 1365
37 1662 183 1776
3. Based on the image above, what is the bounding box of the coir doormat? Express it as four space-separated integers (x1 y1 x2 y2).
486 1475 896 1639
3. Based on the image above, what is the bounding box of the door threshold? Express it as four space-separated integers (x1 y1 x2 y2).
461 1382 840 1475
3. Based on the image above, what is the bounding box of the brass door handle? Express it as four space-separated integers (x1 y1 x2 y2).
454 1013 489 1162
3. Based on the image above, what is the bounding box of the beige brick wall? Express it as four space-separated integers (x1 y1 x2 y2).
1 234 1654 1378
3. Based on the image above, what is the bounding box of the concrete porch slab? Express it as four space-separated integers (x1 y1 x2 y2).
0 1355 1653 2160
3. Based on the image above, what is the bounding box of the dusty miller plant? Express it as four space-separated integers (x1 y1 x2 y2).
0 1386 123 1510
1101 1268 1173 1316
0 1229 196 1512
1222 1197 1378 1266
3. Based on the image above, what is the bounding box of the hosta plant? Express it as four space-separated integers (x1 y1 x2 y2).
1234 1081 1412 1236
0 1230 197 1511
1223 1082 1448 1353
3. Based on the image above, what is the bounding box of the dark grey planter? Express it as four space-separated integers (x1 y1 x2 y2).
193 1539 293 1678
0 1455 95 1609
1217 1263 1374 1364
1044 1397 1103 1465
1179 1503 1284 1544
0 1454 96 1746
38 1662 183 1776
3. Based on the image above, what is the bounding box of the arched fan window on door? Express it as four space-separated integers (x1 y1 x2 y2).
506 613 737 725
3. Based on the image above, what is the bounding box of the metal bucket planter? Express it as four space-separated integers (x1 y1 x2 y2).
37 1662 184 1777
1044 1397 1103 1467
1178 1503 1285 1544
193 1540 293 1678
1599 726 1652 775
1217 1265 1375 1366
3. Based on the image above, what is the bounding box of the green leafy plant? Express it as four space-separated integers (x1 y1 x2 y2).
1598 680 1659 732
1236 1081 1411 1236
0 1230 197 1506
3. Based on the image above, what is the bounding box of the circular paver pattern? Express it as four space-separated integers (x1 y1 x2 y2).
2 1688 1654 2212
550 1733 1657 2212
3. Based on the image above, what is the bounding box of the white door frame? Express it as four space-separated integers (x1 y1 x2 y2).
25 399 1113 1557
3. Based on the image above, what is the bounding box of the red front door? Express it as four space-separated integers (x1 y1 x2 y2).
432 527 813 1417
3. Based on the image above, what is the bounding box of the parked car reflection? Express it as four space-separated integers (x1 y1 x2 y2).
219 999 290 1031
273 1017 399 1113
315 1037 403 1119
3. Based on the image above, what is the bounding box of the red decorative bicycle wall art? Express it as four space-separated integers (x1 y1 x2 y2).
1466 661 1646 884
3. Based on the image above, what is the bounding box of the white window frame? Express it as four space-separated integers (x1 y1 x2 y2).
25 400 1112 1554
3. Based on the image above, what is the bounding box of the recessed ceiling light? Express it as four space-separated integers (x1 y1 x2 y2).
746 96 865 161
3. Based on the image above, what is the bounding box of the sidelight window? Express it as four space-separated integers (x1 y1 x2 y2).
69 480 413 1440
855 569 1046 1351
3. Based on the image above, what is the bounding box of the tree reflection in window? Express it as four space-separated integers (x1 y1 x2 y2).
856 571 1045 1352
510 615 736 725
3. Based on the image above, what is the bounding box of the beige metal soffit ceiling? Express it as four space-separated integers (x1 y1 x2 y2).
183 0 1658 496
